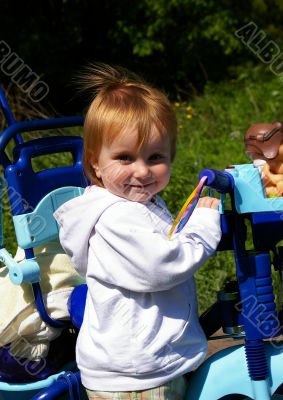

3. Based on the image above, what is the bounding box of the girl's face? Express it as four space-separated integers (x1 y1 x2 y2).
92 126 171 202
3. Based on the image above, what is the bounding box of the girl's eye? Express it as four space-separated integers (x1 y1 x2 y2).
149 154 164 161
117 154 132 162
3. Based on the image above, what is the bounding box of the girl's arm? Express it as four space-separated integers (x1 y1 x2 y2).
90 200 221 292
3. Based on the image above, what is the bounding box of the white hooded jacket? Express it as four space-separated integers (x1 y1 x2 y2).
54 185 221 391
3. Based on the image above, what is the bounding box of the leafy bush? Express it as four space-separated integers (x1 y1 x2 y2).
3 0 283 110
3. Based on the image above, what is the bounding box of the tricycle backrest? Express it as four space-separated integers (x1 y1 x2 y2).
13 186 85 249
4 135 87 215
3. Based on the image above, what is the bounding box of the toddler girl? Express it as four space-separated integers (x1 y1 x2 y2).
55 64 221 399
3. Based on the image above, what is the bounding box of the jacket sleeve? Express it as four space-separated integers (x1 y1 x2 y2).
88 201 222 292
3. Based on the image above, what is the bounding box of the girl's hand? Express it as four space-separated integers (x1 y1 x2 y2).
196 196 220 209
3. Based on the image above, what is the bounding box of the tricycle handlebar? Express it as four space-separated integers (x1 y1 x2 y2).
199 168 234 193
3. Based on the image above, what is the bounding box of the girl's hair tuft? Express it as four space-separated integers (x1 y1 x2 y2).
76 63 145 101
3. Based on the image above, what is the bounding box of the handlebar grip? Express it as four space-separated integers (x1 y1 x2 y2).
199 169 234 193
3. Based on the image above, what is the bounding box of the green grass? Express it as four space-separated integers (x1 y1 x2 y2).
1 64 283 314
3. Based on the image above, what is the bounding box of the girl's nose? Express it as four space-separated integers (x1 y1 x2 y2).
133 160 150 178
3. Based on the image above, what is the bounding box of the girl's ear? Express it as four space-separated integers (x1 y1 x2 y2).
87 149 101 179
91 161 102 179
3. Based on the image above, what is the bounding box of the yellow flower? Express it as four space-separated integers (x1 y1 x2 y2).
174 102 180 107
186 114 192 119
178 124 183 129
186 105 193 111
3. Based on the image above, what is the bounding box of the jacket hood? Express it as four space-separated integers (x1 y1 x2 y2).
54 186 125 276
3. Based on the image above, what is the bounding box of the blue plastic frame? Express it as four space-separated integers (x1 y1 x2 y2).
224 164 283 213
0 89 88 398
185 167 283 399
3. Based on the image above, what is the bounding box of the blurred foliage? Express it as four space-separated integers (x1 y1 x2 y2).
2 0 283 112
